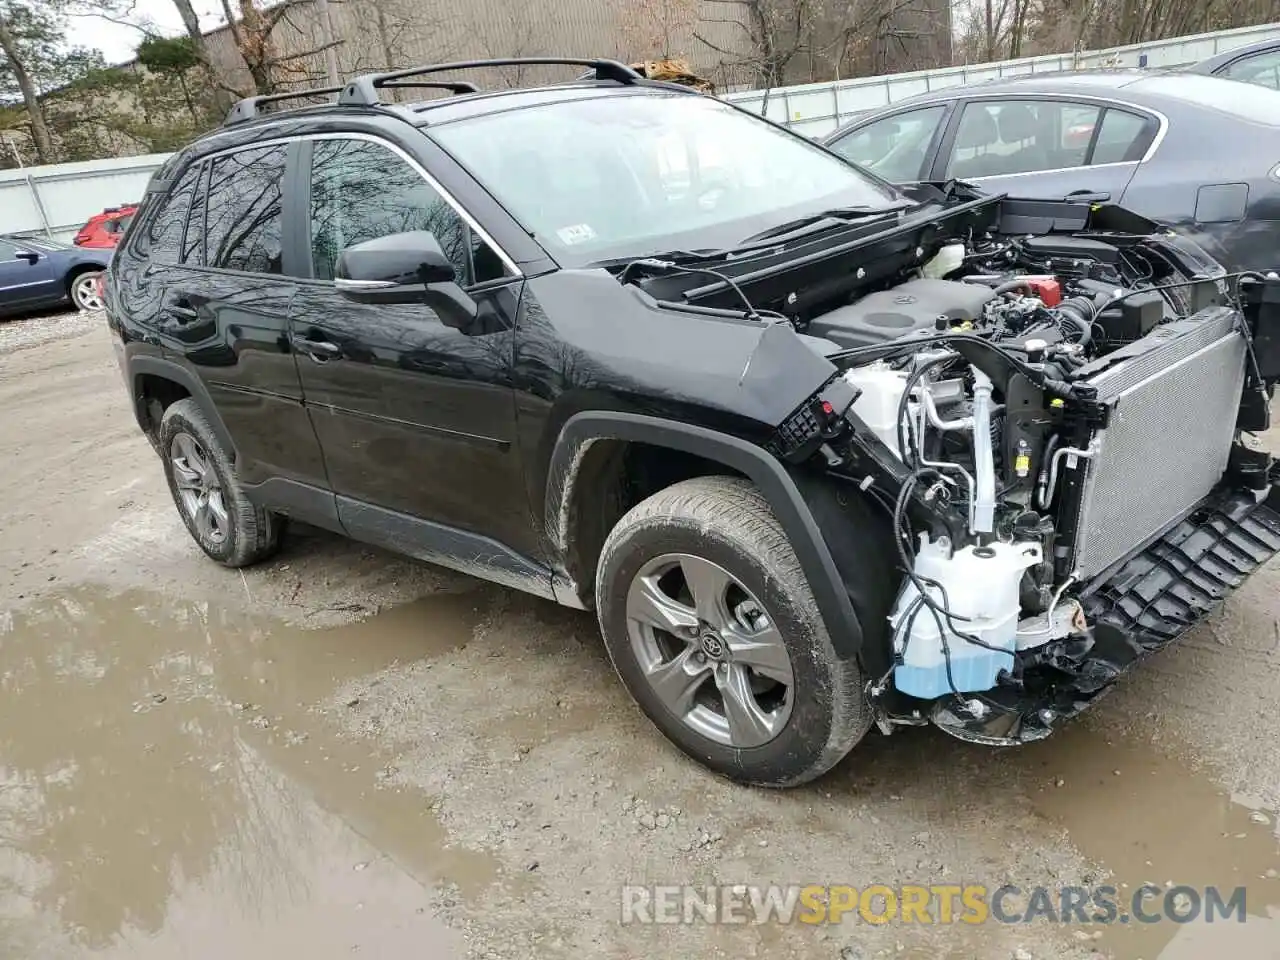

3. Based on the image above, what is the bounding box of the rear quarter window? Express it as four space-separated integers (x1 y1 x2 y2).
132 163 201 263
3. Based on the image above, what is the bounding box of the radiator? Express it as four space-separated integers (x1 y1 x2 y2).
1071 308 1247 579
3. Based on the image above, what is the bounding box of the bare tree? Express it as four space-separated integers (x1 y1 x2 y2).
215 0 343 95
693 0 941 89
0 5 53 161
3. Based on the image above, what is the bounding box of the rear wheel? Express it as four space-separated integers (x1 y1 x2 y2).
70 271 103 311
595 476 870 787
158 399 281 567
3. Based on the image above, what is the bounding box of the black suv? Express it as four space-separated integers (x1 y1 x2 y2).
107 57 1280 787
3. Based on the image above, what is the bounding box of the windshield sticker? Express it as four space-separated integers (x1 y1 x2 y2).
556 224 597 245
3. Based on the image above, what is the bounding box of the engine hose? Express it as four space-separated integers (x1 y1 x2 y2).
1054 296 1096 345
993 278 1033 297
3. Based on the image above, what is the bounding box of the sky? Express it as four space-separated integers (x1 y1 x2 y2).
65 0 228 65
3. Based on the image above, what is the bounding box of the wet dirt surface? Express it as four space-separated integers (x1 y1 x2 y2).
2 321 1280 959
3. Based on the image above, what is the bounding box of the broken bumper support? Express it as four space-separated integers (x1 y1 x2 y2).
929 482 1280 745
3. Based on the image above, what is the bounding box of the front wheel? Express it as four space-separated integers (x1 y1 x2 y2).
70 271 104 312
595 476 870 787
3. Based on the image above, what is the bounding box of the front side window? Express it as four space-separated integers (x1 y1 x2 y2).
946 100 1101 179
308 138 504 285
1222 51 1280 89
138 162 201 263
431 93 905 266
829 106 947 183
204 145 286 275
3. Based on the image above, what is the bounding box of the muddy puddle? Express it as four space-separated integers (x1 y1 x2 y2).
985 721 1280 959
2 583 1279 960
0 586 498 959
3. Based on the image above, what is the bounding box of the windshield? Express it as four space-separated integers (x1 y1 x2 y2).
431 93 904 266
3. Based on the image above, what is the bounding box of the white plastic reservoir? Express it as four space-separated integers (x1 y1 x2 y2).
889 534 1042 699
842 364 911 458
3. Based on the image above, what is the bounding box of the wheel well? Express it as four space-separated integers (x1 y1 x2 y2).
135 374 190 441
562 439 744 607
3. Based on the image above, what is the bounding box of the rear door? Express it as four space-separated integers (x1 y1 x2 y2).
129 144 330 504
929 97 1157 204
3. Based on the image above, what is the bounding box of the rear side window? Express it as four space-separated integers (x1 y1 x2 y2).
204 145 287 275
139 163 201 263
945 100 1100 179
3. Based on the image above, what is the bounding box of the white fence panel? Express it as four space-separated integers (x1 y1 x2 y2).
0 152 170 244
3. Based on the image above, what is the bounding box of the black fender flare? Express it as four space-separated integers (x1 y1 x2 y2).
546 411 865 660
128 354 237 459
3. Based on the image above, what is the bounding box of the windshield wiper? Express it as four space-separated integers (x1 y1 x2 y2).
734 203 913 248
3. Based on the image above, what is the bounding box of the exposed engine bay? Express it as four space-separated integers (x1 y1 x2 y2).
613 186 1280 746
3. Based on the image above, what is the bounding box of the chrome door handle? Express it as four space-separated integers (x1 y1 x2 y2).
290 335 341 362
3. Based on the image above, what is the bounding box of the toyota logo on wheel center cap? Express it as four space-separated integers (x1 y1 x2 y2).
700 633 726 660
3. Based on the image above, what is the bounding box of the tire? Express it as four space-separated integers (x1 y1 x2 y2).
595 475 871 787
158 398 282 567
69 270 104 312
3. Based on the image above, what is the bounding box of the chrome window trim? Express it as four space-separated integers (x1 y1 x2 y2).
838 92 1169 174
201 132 523 278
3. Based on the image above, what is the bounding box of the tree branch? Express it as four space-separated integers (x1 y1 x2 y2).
264 38 344 68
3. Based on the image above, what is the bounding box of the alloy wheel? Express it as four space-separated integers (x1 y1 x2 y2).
169 432 229 545
72 274 104 311
624 552 794 748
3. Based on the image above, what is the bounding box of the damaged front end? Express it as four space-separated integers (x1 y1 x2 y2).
764 197 1280 745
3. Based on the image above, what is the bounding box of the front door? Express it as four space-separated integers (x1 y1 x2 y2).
0 238 61 310
287 135 536 559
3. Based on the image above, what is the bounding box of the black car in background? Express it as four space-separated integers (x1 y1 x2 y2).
821 71 1280 272
1186 35 1280 88
0 235 110 316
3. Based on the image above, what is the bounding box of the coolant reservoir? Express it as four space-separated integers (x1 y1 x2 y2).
921 243 965 279
843 364 910 458
889 535 1042 699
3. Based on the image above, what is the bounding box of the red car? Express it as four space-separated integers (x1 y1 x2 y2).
73 205 138 248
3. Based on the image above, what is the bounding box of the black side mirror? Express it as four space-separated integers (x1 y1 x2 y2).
15 250 39 265
335 230 456 303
